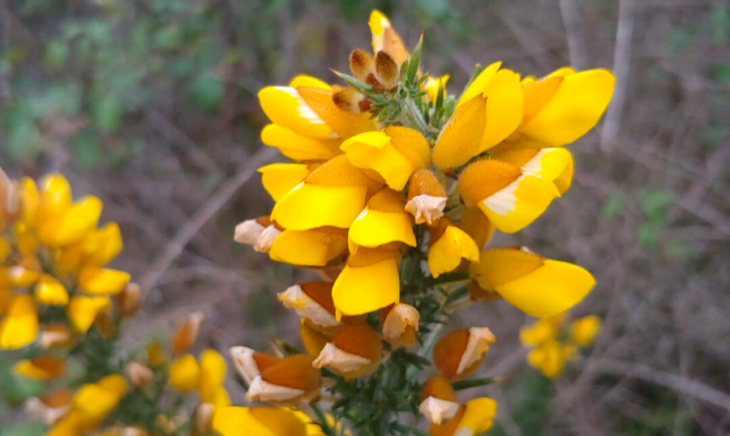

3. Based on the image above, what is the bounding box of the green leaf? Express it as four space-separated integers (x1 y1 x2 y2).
638 189 673 218
187 74 224 111
452 376 502 390
406 34 424 84
43 40 68 69
93 96 123 133
71 129 102 170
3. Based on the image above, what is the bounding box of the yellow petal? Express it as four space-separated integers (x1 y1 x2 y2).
0 295 38 349
83 222 123 267
553 151 574 195
476 175 558 234
37 174 72 226
260 124 339 161
369 10 409 65
458 397 498 434
271 183 367 230
269 228 347 267
458 207 494 250
349 209 416 248
258 87 335 140
0 238 10 262
341 126 429 191
569 315 601 347
520 316 564 347
491 147 571 182
288 75 332 91
428 225 480 278
520 69 615 146
168 354 201 392
14 223 40 255
20 177 40 228
258 163 312 202
479 68 523 152
432 95 487 169
39 196 103 247
73 375 127 423
457 61 502 108
213 407 307 436
298 87 376 139
35 274 70 306
66 296 110 333
521 76 564 120
497 259 596 318
333 257 400 316
14 356 67 380
77 266 131 295
200 349 227 404
527 340 567 378
548 66 577 78
425 74 450 103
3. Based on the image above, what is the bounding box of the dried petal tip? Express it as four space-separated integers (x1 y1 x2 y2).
419 376 459 425
405 195 447 225
246 354 321 404
229 346 279 384
126 362 153 388
349 49 374 82
116 282 141 318
255 224 282 253
382 303 419 348
172 312 204 355
313 324 382 379
25 390 74 425
433 327 496 381
277 282 339 329
38 325 75 349
234 218 266 245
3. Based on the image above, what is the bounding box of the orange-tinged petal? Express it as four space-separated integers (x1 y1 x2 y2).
289 75 332 91
14 355 66 379
260 124 339 161
0 295 38 349
457 61 502 108
520 69 615 146
369 10 409 65
270 227 348 267
475 175 558 234
278 282 339 328
298 87 376 139
491 147 571 182
432 95 487 169
381 303 419 348
479 68 523 152
172 312 205 355
458 207 494 250
258 163 312 202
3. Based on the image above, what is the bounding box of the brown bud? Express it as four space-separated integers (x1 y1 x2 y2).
365 73 385 92
433 327 496 380
332 88 369 114
95 307 116 339
419 376 459 424
246 354 322 404
374 51 399 91
234 216 271 246
126 362 153 389
313 324 382 379
229 346 280 384
172 312 204 355
116 282 141 318
349 49 374 82
381 303 419 348
405 170 448 225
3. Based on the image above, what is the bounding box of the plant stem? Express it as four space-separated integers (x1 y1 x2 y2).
400 97 429 135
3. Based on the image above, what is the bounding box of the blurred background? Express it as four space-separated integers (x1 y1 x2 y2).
1 0 729 434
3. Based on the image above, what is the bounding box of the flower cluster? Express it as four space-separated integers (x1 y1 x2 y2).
520 314 602 379
231 9 614 436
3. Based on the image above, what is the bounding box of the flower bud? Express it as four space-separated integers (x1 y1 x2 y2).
213 407 307 436
234 216 270 245
419 376 459 425
433 327 496 381
246 354 321 404
278 282 340 331
519 314 565 347
229 346 279 384
313 324 382 379
172 311 204 355
526 340 568 379
381 303 419 348
429 397 497 436
374 51 399 91
39 324 76 349
95 306 116 339
168 354 200 391
405 170 447 225
349 49 374 83
425 74 450 103
14 355 67 380
125 362 153 389
332 87 370 114
25 389 74 425
569 315 601 347
116 282 140 318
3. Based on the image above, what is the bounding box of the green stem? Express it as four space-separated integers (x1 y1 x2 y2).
400 98 429 135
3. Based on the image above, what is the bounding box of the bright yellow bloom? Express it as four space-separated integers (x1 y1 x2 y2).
199 349 231 409
66 295 111 333
34 274 70 306
77 266 131 295
490 146 574 195
471 247 595 318
459 159 558 233
213 407 307 436
526 340 569 379
258 163 314 202
14 355 67 380
427 218 480 278
332 246 401 316
429 397 498 436
261 123 340 162
169 354 201 392
269 227 348 267
425 74 450 103
0 295 38 349
348 188 416 251
340 126 430 191
519 314 566 347
569 315 602 346
38 196 102 248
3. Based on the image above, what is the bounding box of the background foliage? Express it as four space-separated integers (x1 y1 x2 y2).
2 0 730 435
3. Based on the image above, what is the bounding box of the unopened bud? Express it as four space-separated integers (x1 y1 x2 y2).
38 324 75 349
381 303 419 348
25 389 74 425
374 51 399 90
419 376 459 425
333 88 369 114
349 49 374 82
116 282 140 318
246 354 321 404
172 312 204 355
95 307 116 339
433 327 496 381
405 170 447 225
234 216 270 245
313 324 382 379
229 346 279 384
255 224 282 253
126 362 153 388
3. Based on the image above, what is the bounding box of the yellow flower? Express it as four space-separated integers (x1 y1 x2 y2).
246 354 321 404
14 355 67 380
199 349 231 409
490 146 574 195
77 266 131 295
340 126 431 191
48 374 128 435
169 354 201 392
429 397 498 436
271 155 384 231
34 274 70 306
515 68 615 146
526 340 570 379
419 375 459 425
313 324 382 379
332 245 401 316
425 74 450 103
458 158 559 233
427 218 480 279
213 407 308 436
569 315 601 347
471 247 596 318
269 227 348 267
369 10 409 66
458 207 494 251
261 122 340 162
0 295 39 349
519 314 566 347
348 188 416 251
66 296 111 333
38 195 103 248
258 163 315 202
432 327 495 381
